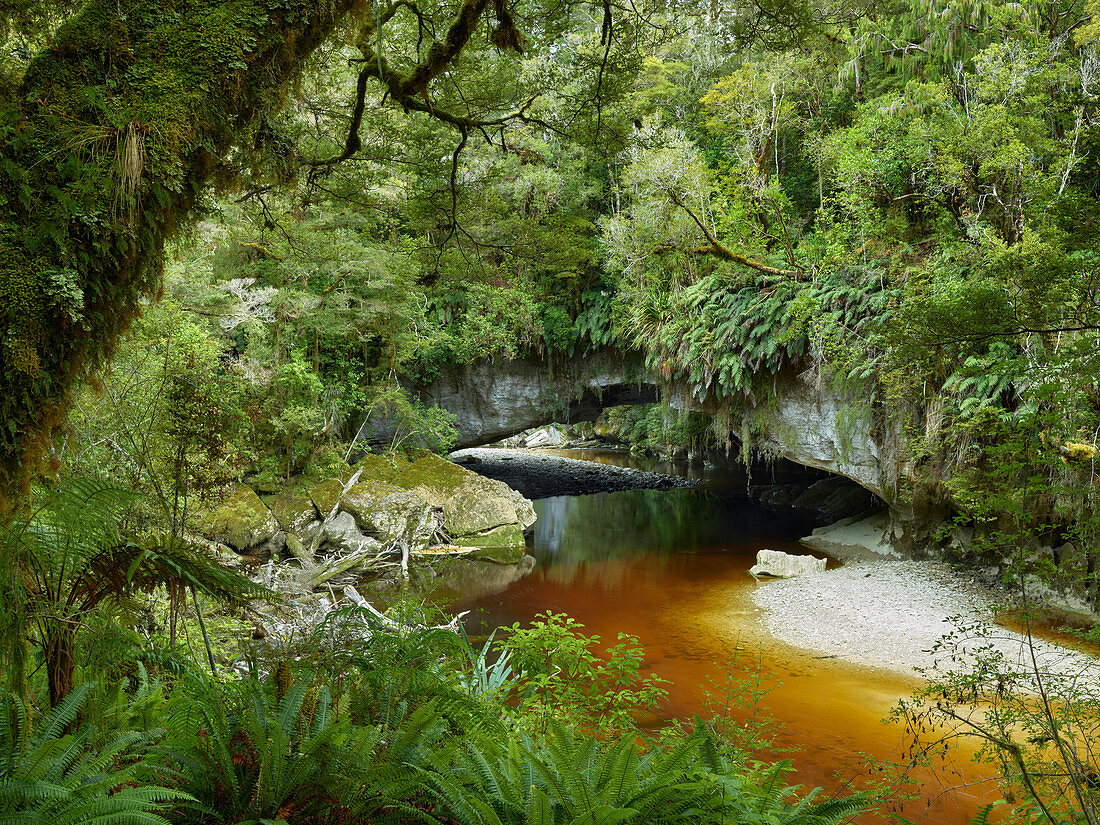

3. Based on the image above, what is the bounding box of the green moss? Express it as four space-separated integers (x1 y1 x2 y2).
0 0 360 505
391 453 472 501
463 525 527 556
307 478 344 516
264 492 317 533
195 484 278 550
351 451 411 483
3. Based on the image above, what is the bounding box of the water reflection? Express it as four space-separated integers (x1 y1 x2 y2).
446 478 999 824
530 488 817 589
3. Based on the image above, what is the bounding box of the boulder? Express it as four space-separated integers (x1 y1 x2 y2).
322 512 382 557
266 493 318 535
525 425 570 448
340 478 442 553
749 549 826 579
196 485 280 555
308 478 348 517
392 452 534 547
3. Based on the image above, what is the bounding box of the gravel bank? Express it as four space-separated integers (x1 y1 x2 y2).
450 447 692 499
751 559 1096 681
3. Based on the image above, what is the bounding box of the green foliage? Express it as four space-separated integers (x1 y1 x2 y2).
619 269 893 405
0 0 367 501
0 683 188 824
166 676 394 824
65 299 247 529
602 405 712 453
896 614 1100 825
497 612 668 736
421 720 870 825
0 476 270 705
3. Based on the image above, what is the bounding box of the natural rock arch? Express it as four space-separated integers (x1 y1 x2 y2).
359 349 659 450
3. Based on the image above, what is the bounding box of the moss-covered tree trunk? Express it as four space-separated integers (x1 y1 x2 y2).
0 0 360 506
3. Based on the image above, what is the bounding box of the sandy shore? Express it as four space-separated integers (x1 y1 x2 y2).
750 558 1097 683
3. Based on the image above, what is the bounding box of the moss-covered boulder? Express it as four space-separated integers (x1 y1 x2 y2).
308 478 346 517
266 493 318 535
196 485 280 555
341 479 441 553
391 453 535 548
309 478 439 547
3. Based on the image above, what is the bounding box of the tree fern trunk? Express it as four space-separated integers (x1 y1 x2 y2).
46 626 76 708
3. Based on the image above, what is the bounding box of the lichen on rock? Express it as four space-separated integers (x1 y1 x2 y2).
392 452 534 546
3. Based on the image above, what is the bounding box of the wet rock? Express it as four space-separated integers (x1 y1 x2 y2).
749 549 827 578
466 535 527 563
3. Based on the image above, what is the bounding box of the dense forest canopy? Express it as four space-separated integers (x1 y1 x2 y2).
3 1 1100 823
2 0 1100 561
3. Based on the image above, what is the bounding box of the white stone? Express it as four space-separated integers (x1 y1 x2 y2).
749 548 826 579
525 425 570 448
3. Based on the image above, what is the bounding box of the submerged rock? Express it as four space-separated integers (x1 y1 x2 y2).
749 549 827 579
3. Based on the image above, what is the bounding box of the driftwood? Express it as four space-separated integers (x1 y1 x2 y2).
309 467 364 558
307 545 390 587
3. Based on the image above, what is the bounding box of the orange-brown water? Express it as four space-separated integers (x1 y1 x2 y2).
441 465 1004 823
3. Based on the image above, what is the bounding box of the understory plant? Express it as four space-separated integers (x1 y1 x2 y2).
0 683 187 824
498 612 669 736
419 719 870 825
895 608 1100 825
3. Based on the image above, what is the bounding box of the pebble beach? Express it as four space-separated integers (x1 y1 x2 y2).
750 558 1096 683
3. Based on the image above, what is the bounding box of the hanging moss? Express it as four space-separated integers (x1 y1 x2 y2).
0 0 363 509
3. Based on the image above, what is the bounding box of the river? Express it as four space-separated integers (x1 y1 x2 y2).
438 450 1002 824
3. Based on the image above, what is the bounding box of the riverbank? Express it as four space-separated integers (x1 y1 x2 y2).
750 558 1097 682
450 447 692 498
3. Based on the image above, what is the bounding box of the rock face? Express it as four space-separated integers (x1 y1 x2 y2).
749 549 827 578
801 512 901 561
718 368 948 554
358 349 657 450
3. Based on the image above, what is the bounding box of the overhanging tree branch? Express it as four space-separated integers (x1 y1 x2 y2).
667 190 805 279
